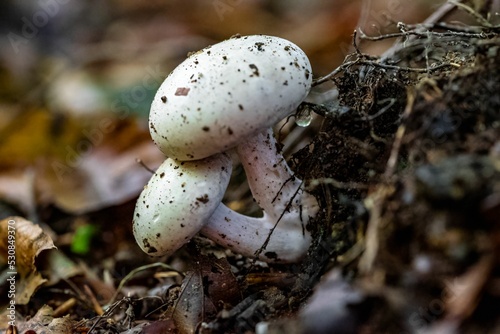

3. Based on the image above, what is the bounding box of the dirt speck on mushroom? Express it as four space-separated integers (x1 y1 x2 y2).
175 87 190 96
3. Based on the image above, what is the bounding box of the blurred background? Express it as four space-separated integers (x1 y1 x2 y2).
0 0 442 217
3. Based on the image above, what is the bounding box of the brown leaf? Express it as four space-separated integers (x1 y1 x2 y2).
0 112 163 214
444 254 495 320
199 255 241 308
38 140 162 213
173 271 205 334
0 169 36 217
141 319 177 333
41 250 82 287
0 109 82 166
0 217 56 304
171 255 241 333
15 305 74 334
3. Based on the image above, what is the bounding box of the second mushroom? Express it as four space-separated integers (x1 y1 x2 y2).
133 35 319 263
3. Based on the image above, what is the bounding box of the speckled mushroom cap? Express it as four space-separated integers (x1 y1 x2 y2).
149 35 312 161
132 153 232 257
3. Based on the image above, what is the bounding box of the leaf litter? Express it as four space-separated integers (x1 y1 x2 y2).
0 1 500 334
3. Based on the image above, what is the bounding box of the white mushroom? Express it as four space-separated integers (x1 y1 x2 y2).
132 153 232 257
149 35 312 161
135 35 318 262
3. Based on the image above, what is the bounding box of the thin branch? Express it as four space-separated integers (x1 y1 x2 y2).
358 98 397 122
359 28 499 42
306 178 369 191
136 158 155 174
312 59 360 86
380 1 463 61
254 179 304 258
352 30 363 56
383 89 416 179
403 21 500 33
313 57 460 87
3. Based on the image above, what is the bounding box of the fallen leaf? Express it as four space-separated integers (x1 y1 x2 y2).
0 110 164 215
15 305 74 334
0 169 36 218
173 270 205 334
444 254 495 320
199 254 241 309
171 255 241 333
140 319 177 334
36 119 164 214
0 109 82 166
0 217 56 304
42 249 82 287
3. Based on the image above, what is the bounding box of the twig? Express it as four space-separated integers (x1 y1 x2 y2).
254 180 304 258
359 98 397 122
295 101 330 117
314 58 460 86
88 297 129 333
383 89 416 179
84 284 104 316
352 30 363 56
312 59 360 86
403 22 500 33
106 262 182 307
359 28 498 41
360 60 460 72
380 1 463 62
313 0 480 88
306 178 368 191
53 298 77 317
136 158 156 174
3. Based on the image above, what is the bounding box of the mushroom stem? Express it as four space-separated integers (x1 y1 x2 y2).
199 128 319 263
201 203 312 263
236 128 318 221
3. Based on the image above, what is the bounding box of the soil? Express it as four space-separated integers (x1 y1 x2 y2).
286 24 500 334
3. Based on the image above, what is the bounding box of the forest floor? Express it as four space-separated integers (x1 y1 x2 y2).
0 1 499 334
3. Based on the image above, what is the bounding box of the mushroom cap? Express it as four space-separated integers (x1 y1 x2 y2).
132 153 232 257
149 35 312 161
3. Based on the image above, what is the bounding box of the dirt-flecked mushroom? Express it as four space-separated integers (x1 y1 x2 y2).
149 34 312 161
134 35 318 262
133 153 232 256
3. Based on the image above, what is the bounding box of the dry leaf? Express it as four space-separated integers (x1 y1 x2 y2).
140 319 177 334
0 217 56 304
15 305 74 334
0 169 36 217
42 249 82 286
0 109 82 166
199 255 241 309
173 271 205 334
171 255 240 333
444 254 495 320
0 109 163 215
36 120 164 214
